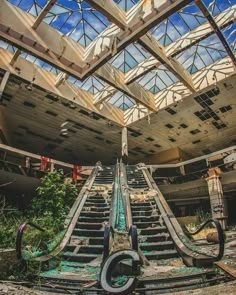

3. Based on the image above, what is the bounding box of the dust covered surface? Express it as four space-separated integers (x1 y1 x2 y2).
0 283 59 295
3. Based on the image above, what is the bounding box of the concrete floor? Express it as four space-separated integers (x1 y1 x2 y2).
1 230 236 294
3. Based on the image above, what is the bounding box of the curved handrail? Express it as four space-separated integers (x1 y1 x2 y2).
128 225 138 252
184 219 225 261
142 167 225 267
15 166 99 265
103 225 115 262
16 222 45 261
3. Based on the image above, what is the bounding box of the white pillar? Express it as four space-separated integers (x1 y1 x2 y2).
206 167 228 230
121 127 128 163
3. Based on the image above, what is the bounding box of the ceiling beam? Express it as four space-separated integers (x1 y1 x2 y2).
138 34 196 92
125 5 236 84
94 85 117 105
83 0 193 78
0 0 157 111
124 56 235 125
0 0 84 77
9 49 21 66
0 48 124 126
95 63 157 111
32 0 57 30
86 0 127 29
55 73 68 88
9 0 57 66
85 0 195 93
195 0 236 67
0 70 10 99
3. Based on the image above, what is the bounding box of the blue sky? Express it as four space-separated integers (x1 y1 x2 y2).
3 0 236 110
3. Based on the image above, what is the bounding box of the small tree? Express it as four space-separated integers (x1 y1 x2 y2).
32 170 77 229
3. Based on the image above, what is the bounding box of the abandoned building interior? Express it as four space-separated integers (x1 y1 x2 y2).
1 0 236 294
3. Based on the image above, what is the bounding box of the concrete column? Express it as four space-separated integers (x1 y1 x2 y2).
121 127 128 164
206 167 228 229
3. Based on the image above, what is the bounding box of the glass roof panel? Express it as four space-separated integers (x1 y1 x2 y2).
45 0 110 47
176 34 227 74
151 2 207 46
110 43 151 73
21 52 60 74
7 0 111 47
113 0 140 11
107 91 135 110
68 76 107 94
203 0 236 17
7 0 47 16
0 40 16 52
0 40 59 74
137 65 178 94
222 23 236 53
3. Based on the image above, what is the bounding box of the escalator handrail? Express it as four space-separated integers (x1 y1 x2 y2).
120 163 133 231
142 166 225 267
128 225 138 252
15 166 99 263
184 219 225 261
103 225 115 262
16 222 45 260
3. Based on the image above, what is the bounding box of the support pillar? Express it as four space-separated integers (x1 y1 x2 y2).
121 127 128 164
206 167 228 229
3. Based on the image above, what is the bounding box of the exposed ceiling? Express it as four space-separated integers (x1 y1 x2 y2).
0 0 235 165
1 71 236 164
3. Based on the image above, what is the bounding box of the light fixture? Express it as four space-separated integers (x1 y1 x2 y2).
25 83 33 91
69 102 76 109
60 121 69 128
25 76 35 91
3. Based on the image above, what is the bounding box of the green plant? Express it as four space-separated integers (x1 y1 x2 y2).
0 170 78 250
195 209 211 225
32 169 77 229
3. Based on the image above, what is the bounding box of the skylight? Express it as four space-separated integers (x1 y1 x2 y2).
110 43 151 73
113 0 140 11
107 91 135 110
176 34 227 74
151 2 207 46
7 0 111 47
137 65 178 94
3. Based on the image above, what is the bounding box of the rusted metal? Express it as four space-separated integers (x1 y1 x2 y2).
16 222 45 260
215 261 236 279
141 166 225 267
103 225 115 262
185 219 225 261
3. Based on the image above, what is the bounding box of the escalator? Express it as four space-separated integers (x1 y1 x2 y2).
14 163 231 294
126 165 178 261
17 164 115 293
123 164 229 293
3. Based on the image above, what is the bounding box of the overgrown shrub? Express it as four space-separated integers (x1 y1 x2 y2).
0 170 78 249
32 170 77 229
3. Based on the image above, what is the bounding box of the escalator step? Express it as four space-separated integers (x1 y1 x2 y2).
139 226 167 235
65 244 103 254
73 229 104 237
133 221 162 229
144 249 178 260
139 241 174 251
78 217 109 223
76 222 104 230
63 252 100 263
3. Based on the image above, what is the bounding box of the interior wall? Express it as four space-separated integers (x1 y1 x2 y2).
144 147 190 164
